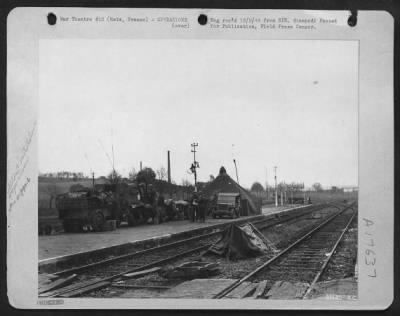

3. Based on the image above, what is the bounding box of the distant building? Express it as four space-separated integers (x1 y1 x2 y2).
342 186 358 193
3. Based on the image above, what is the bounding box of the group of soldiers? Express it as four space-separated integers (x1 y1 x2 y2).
138 182 218 223
188 192 217 223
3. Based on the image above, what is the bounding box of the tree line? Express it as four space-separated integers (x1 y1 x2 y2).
39 171 87 180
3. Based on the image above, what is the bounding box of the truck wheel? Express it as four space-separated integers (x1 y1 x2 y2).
91 210 105 231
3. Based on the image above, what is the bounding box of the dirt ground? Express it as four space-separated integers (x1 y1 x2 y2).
320 214 358 281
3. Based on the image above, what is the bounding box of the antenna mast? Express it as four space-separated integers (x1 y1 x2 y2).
233 159 239 184
232 144 239 184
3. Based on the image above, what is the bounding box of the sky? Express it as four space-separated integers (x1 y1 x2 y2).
39 39 358 189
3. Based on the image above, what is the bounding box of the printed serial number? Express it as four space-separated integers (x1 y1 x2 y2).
37 299 64 305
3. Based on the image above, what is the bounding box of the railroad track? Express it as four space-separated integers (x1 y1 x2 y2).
50 204 327 277
213 203 357 299
42 234 218 298
40 203 342 298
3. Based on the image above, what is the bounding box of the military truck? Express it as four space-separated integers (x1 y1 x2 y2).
56 183 130 232
57 180 177 232
211 192 241 219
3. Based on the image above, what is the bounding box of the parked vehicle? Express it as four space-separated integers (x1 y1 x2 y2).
57 181 164 232
56 183 128 232
288 197 305 204
211 193 241 219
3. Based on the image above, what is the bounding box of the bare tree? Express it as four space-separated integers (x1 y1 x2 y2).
107 170 122 183
312 182 323 191
156 167 167 181
128 168 138 181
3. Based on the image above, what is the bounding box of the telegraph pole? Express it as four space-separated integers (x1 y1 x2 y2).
190 143 199 191
283 180 286 204
274 166 278 207
291 183 294 205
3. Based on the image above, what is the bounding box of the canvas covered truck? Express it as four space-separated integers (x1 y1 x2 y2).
56 180 179 232
211 192 241 219
57 182 162 232
56 183 129 232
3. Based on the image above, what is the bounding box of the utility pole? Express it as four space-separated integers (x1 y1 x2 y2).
274 166 278 207
140 161 142 171
283 180 286 204
291 183 294 205
190 143 199 192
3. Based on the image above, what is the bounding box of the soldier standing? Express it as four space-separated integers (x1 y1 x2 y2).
198 193 207 223
190 192 199 222
209 192 218 216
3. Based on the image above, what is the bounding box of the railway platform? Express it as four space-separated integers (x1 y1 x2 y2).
39 204 309 271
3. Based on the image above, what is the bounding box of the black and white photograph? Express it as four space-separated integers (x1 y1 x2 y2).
7 8 393 309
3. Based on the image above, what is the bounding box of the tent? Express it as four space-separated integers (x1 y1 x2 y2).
202 167 261 216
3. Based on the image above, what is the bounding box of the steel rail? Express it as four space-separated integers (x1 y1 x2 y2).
213 203 355 299
45 204 343 297
302 208 357 299
53 205 329 276
47 243 212 298
54 230 222 276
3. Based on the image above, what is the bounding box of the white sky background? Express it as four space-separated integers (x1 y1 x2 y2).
39 39 358 189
